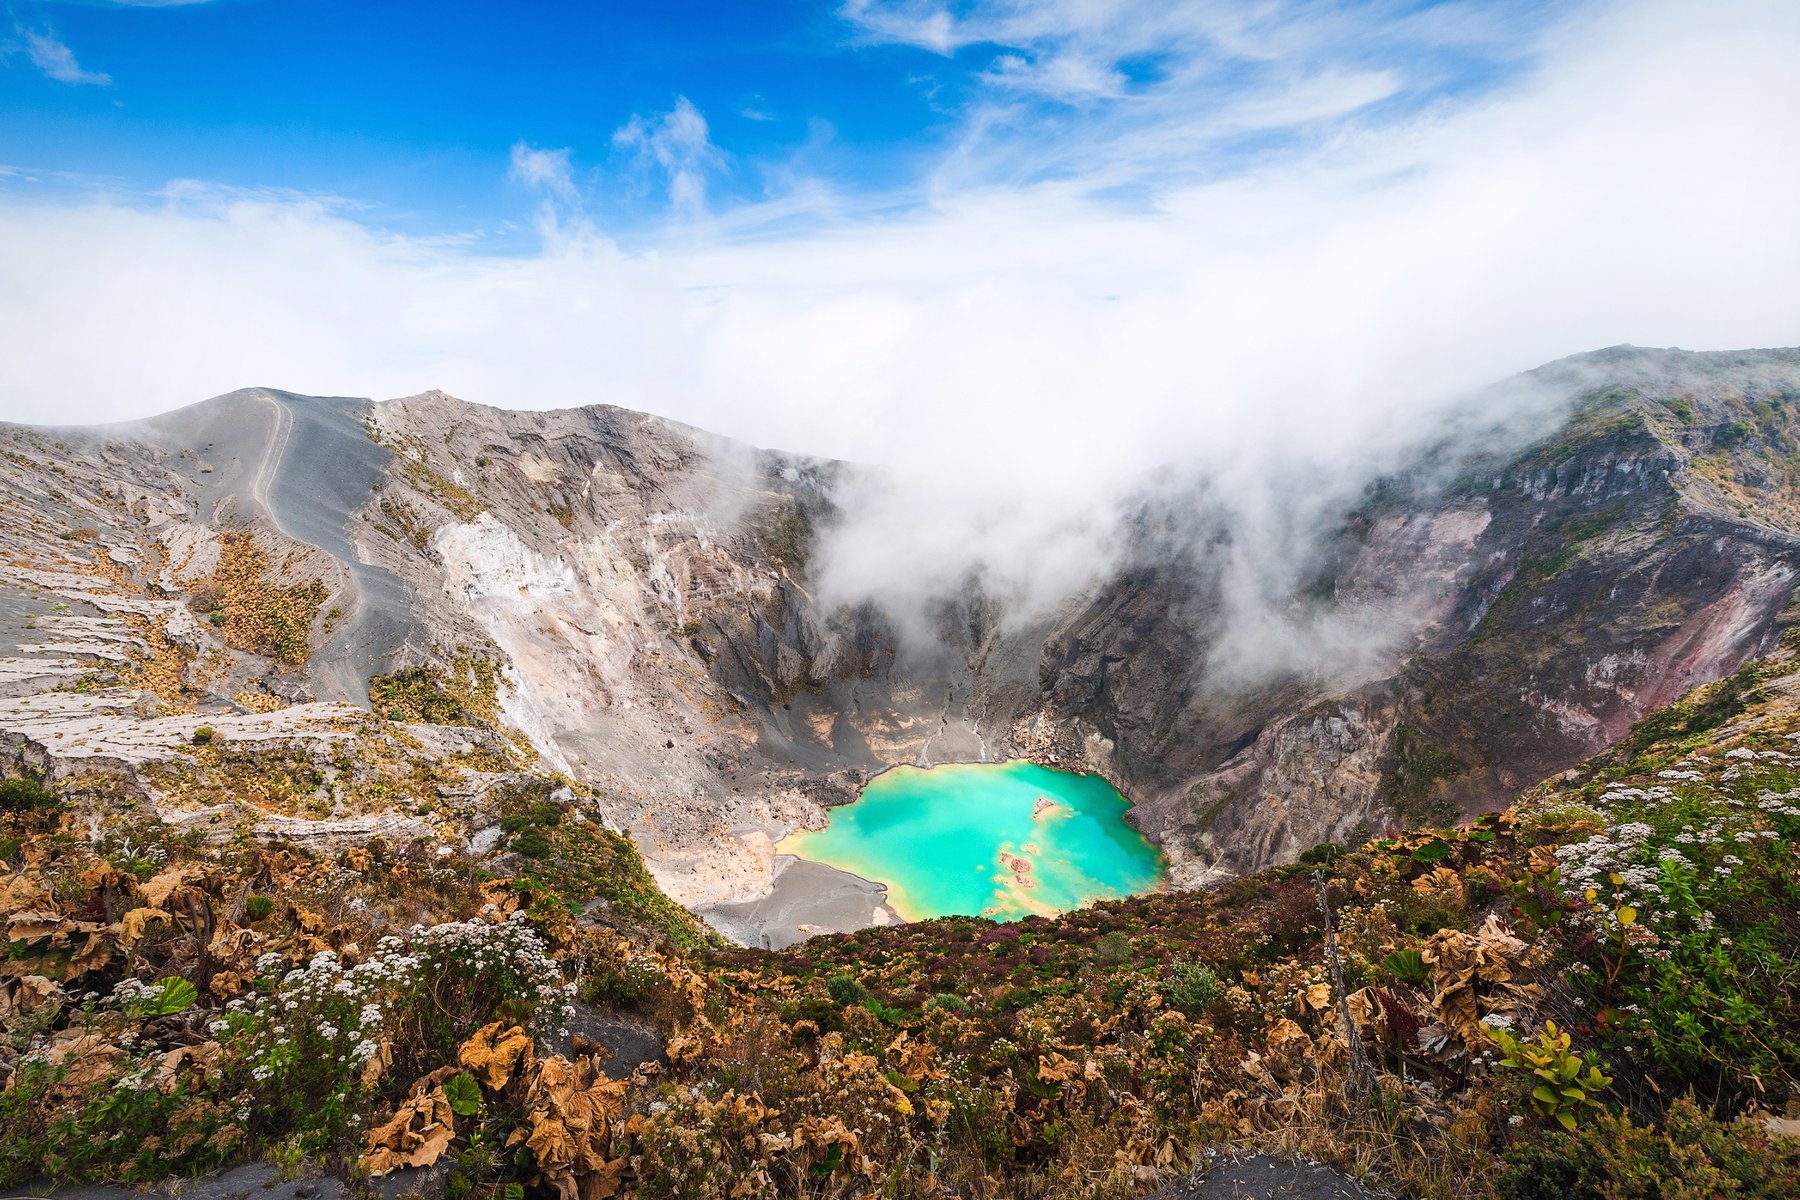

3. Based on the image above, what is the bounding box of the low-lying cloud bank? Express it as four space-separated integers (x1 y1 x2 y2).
1 0 1796 681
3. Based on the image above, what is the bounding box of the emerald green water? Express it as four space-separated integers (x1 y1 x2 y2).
778 761 1166 921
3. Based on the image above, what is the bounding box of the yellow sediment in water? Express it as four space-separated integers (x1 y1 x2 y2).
778 760 1166 921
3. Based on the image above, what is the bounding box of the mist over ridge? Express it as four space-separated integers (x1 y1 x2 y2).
6 2 1800 1193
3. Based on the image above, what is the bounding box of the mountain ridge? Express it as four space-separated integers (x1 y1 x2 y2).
3 346 1799 940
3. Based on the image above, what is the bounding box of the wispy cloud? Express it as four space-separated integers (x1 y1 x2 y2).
838 0 1552 196
612 97 727 217
0 0 1795 652
508 143 577 203
18 29 112 86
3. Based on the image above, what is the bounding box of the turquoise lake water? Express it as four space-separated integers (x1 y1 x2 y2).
778 761 1167 921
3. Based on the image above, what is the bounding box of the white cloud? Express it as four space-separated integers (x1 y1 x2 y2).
840 0 964 55
981 51 1128 103
21 30 111 86
507 143 577 203
612 97 727 216
0 0 1795 656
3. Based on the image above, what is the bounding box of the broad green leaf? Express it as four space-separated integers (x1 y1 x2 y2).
146 977 197 1016
444 1071 482 1117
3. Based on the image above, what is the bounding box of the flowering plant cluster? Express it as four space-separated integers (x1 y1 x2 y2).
215 913 573 1148
1544 735 1800 1097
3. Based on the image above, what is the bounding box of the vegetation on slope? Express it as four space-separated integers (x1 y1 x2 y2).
5 644 1800 1197
369 654 504 728
186 531 328 666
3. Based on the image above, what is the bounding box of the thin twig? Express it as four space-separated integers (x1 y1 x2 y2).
1317 869 1378 1102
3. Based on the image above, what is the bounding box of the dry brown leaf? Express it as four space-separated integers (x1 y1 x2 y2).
362 1078 457 1176
1344 987 1388 1042
885 1031 942 1083
1420 914 1540 1047
68 932 114 978
359 1038 394 1090
1036 1052 1079 1085
516 1054 632 1200
0 974 63 1020
7 909 61 942
137 867 195 910
458 1020 534 1091
526 1115 577 1169
38 1030 120 1097
0 873 55 915
78 860 135 897
208 969 251 1000
477 879 519 914
1265 1017 1312 1074
154 1042 223 1093
118 906 172 945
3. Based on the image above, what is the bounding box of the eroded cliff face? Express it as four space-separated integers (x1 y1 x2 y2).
4 346 1799 934
0 389 1042 925
348 394 1047 912
1048 348 1800 883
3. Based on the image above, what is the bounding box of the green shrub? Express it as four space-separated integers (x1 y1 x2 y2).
116 976 198 1018
1489 1020 1611 1130
1094 931 1134 967
825 974 871 1008
511 826 553 859
191 726 215 745
1299 841 1344 866
862 997 906 1024
217 919 571 1151
443 1071 482 1117
579 953 664 1009
1163 960 1222 1015
926 993 971 1014
778 996 842 1031
1379 948 1430 988
244 894 275 922
0 1052 240 1187
0 777 59 813
1494 1097 1800 1200
1410 838 1452 865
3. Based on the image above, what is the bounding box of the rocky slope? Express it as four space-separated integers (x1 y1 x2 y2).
4 592 1796 1200
1050 347 1800 883
3 346 1798 939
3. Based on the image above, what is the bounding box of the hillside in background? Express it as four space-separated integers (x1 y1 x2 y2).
1 347 1798 947
1 571 1797 1197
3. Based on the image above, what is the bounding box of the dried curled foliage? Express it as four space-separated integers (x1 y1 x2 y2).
363 1067 461 1175
8 642 1800 1199
1420 914 1545 1047
458 1020 534 1091
512 1054 630 1200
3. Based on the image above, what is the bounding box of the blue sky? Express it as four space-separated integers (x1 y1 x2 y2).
0 0 1794 477
2 0 1558 244
3 0 1796 623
